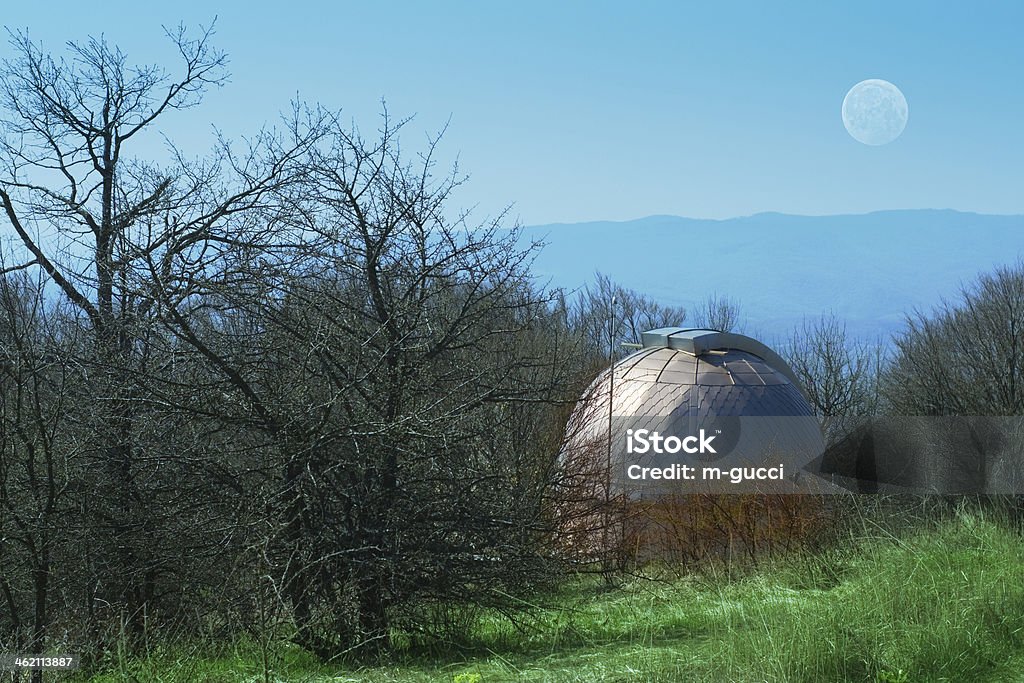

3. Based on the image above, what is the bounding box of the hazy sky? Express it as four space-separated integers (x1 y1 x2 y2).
3 2 1022 224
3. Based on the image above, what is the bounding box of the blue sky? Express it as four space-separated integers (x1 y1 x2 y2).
3 1 1022 224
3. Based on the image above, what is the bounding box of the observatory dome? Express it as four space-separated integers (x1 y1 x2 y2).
562 328 830 496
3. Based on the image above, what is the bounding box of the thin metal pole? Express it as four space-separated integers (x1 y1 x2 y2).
606 296 615 562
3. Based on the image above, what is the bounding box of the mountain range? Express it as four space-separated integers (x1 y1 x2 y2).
521 210 1024 343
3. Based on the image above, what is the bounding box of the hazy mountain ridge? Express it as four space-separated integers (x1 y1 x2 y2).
521 210 1024 342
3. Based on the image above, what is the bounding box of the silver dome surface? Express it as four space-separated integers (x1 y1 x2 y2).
562 328 831 495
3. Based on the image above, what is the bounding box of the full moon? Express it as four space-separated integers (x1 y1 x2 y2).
842 79 908 146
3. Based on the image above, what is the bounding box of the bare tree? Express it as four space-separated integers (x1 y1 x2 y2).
258 116 577 655
818 265 1024 499
103 108 582 656
783 314 884 443
0 24 321 652
571 272 687 363
887 261 1024 415
0 272 82 683
692 293 743 332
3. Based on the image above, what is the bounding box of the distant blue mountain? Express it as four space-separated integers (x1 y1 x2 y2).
521 210 1024 343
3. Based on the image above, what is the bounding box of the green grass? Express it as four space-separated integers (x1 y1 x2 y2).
80 513 1024 682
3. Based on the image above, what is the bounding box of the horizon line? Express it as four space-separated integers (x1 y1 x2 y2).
525 207 1024 228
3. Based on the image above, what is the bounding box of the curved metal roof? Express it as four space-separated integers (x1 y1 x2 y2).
638 327 806 396
560 328 832 495
608 347 813 417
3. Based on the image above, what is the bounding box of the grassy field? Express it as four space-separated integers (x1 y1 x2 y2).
80 512 1024 683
